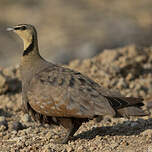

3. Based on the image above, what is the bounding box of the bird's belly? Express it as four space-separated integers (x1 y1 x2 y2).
28 97 83 118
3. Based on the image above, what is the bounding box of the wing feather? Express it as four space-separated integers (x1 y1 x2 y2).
27 66 115 118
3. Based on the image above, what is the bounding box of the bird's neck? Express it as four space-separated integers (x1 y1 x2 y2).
23 34 39 56
20 35 46 77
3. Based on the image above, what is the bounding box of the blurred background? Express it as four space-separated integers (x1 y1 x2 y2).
1 0 152 67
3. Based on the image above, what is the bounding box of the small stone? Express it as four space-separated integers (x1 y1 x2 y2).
3 134 11 140
129 82 135 89
0 116 8 130
0 74 6 87
0 74 8 94
126 73 133 81
0 116 6 123
117 78 127 89
141 129 152 137
66 146 73 152
21 114 31 123
12 130 17 135
0 125 7 132
45 132 52 140
111 142 119 149
11 121 25 131
90 146 95 151
135 55 146 62
77 145 84 151
43 146 56 152
69 60 80 68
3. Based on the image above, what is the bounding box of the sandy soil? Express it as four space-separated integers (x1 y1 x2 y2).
0 44 152 152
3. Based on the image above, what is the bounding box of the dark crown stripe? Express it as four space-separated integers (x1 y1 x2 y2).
23 35 34 56
14 27 22 30
14 25 27 31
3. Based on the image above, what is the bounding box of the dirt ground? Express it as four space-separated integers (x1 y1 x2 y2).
0 44 152 152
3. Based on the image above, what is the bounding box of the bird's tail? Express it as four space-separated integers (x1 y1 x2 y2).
105 96 147 117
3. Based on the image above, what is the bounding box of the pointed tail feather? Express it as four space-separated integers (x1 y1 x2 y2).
105 96 144 109
119 97 144 107
117 106 147 118
104 96 148 117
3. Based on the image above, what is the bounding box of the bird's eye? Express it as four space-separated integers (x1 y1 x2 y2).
20 26 27 30
14 26 27 30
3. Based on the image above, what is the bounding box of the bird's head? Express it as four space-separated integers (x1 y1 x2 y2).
7 24 37 50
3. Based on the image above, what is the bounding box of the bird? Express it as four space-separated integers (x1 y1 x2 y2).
7 24 147 144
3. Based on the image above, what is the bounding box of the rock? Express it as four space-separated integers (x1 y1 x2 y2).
77 145 84 151
141 129 152 137
0 125 7 132
43 132 51 141
110 142 119 149
117 78 127 89
43 146 56 152
11 121 25 131
0 73 8 94
66 146 73 152
0 116 8 130
0 74 6 87
99 49 119 64
126 73 133 81
135 55 146 63
21 114 31 123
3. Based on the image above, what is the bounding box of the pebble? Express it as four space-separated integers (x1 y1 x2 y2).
21 114 31 123
66 146 73 152
0 73 8 94
43 147 56 152
0 125 7 132
45 132 52 140
117 78 127 89
0 116 8 130
141 129 152 137
11 121 25 131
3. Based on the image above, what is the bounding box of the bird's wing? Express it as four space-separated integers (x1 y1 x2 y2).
27 66 115 118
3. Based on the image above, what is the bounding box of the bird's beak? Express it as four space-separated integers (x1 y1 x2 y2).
6 27 15 31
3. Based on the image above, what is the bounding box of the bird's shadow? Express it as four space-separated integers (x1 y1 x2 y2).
73 118 152 141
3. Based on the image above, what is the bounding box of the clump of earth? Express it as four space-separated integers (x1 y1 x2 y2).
0 44 152 152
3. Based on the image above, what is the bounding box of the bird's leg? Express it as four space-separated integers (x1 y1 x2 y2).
61 122 81 144
56 118 81 144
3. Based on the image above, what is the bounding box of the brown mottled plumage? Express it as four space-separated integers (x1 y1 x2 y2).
7 24 146 144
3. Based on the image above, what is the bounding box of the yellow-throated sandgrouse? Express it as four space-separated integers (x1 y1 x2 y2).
7 24 147 144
